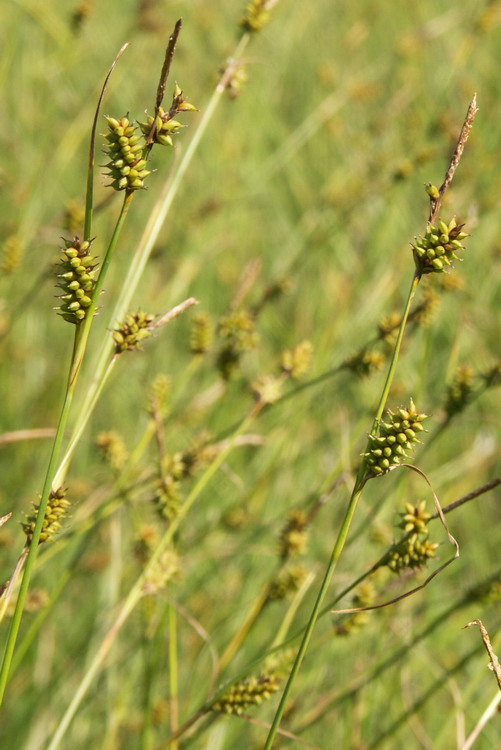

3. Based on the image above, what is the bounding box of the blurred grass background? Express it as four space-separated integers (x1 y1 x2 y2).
0 0 500 748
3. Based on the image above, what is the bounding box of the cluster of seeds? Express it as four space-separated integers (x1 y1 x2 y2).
268 565 307 600
104 116 150 191
214 671 281 715
241 0 275 31
412 218 467 274
55 238 98 323
190 311 215 354
22 487 71 545
385 500 437 573
344 349 386 379
364 399 427 476
138 84 196 147
387 533 438 573
113 310 156 353
278 509 309 560
335 582 376 636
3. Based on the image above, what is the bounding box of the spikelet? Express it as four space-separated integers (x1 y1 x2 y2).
55 237 98 324
21 487 71 545
443 364 476 418
103 116 150 191
364 399 428 477
412 218 468 274
95 431 129 472
278 509 309 560
241 0 281 32
344 349 387 378
335 582 376 636
138 84 197 147
386 500 438 573
190 312 214 354
268 565 307 600
214 671 281 715
113 310 156 353
280 340 313 379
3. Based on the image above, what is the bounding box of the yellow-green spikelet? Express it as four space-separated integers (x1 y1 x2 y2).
55 237 98 324
104 116 150 191
364 399 428 476
22 487 71 545
412 218 468 274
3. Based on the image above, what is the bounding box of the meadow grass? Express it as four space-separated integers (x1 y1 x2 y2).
0 1 500 748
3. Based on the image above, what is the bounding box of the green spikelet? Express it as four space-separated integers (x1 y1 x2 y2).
268 565 307 601
138 84 197 147
1 235 23 274
142 549 180 595
223 62 248 99
364 399 428 477
278 509 309 560
22 487 71 545
280 340 313 379
386 500 438 573
95 431 129 473
412 218 468 274
103 116 150 191
335 581 376 636
55 237 98 324
443 364 476 418
217 308 258 379
214 671 282 715
251 374 283 404
147 374 171 418
241 0 279 32
190 311 214 354
113 310 156 353
344 349 387 378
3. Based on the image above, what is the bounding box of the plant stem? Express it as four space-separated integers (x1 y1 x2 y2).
0 192 133 705
168 604 179 749
263 271 421 748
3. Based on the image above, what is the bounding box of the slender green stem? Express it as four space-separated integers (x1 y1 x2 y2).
168 604 179 749
0 354 76 705
0 192 134 704
53 357 117 487
263 272 421 748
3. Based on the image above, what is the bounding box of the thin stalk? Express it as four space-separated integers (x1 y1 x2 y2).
168 604 179 749
0 192 134 704
47 405 258 750
53 356 116 487
57 33 250 490
263 271 421 748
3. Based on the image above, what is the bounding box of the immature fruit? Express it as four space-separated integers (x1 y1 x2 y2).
412 218 467 274
55 237 98 324
103 116 150 191
364 399 428 476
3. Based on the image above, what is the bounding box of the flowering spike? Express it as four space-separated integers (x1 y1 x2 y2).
412 218 468 275
113 310 156 353
21 487 71 545
55 237 98 324
103 116 150 191
364 400 428 477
